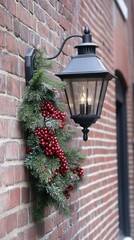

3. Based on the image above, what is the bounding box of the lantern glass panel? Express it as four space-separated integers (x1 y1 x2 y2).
65 77 107 117
96 80 108 115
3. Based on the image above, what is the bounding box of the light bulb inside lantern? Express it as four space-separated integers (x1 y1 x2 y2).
80 88 86 114
88 96 92 105
86 90 92 115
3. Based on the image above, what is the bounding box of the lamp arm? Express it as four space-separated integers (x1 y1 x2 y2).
46 34 82 60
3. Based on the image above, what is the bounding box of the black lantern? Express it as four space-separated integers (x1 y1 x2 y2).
56 27 114 140
25 27 115 141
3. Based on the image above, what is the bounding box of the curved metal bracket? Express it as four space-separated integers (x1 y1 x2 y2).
25 35 82 84
46 34 82 60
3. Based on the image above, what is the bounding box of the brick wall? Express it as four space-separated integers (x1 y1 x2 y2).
0 0 133 239
113 0 134 237
125 0 134 236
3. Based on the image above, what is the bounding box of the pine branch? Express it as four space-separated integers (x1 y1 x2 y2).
18 50 86 221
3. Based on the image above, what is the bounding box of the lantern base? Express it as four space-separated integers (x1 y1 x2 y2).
71 114 100 141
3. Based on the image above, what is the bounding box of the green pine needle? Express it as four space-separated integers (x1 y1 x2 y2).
19 50 85 221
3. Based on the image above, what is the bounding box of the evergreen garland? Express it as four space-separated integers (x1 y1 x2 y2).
19 51 85 221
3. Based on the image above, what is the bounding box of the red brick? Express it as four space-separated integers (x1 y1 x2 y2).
20 0 28 9
49 0 57 7
0 53 18 75
0 31 5 49
48 229 58 240
0 217 7 238
19 23 29 42
21 187 30 203
38 22 49 39
0 119 8 138
8 119 22 139
10 188 20 209
7 76 20 98
0 191 9 213
15 232 25 240
1 0 16 16
0 166 15 187
15 165 27 183
6 212 17 233
8 0 16 16
14 18 20 38
36 222 45 238
0 143 5 163
18 40 28 58
0 95 17 116
17 3 36 30
0 73 6 93
6 141 19 160
0 5 5 27
29 0 34 14
18 58 25 78
4 9 13 31
24 226 37 239
44 217 54 234
34 4 46 22
18 142 26 160
17 208 28 227
5 33 18 54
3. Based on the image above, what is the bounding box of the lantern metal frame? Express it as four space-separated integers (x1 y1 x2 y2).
25 26 115 141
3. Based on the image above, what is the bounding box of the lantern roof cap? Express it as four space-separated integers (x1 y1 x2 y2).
56 54 115 80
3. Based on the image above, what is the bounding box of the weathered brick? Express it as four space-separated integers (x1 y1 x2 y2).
21 187 30 203
24 226 37 239
19 23 29 42
8 119 22 139
0 95 17 116
4 9 13 31
10 188 20 209
7 76 20 98
6 141 19 160
18 142 26 160
17 208 28 227
15 165 27 183
0 31 5 49
18 40 28 58
0 217 7 238
0 73 6 93
0 166 15 187
0 191 9 213
0 119 8 138
0 143 5 163
29 0 34 14
17 3 36 30
44 217 54 234
0 53 18 75
20 0 28 10
0 5 5 27
5 33 18 54
38 22 49 39
34 3 46 22
6 212 17 233
14 19 20 38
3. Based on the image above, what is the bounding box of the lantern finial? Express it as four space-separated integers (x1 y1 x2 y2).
82 127 89 141
84 26 90 34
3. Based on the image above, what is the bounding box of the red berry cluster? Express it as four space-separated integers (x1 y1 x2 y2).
64 184 74 199
34 127 57 156
72 166 84 178
32 101 84 195
34 126 69 181
26 147 32 154
41 102 65 128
